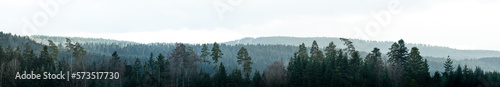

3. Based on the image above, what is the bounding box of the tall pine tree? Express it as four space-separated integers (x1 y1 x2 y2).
310 40 324 61
237 47 253 74
211 42 223 63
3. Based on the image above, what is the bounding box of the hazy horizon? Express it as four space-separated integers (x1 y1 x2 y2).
1 0 499 51
12 34 496 52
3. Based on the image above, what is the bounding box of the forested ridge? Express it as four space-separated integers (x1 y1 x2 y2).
1 32 500 87
30 35 140 47
29 35 500 72
32 36 500 60
225 36 500 59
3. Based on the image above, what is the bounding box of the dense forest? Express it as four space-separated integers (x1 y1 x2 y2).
29 35 500 72
1 32 500 87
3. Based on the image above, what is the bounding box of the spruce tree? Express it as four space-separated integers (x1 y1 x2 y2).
215 63 228 87
337 50 349 86
133 58 142 86
364 48 383 87
324 42 337 87
288 47 304 87
388 39 408 65
453 65 463 86
229 68 243 87
444 56 454 77
22 43 35 69
112 51 121 70
407 47 430 86
349 51 363 86
40 46 51 67
253 71 262 87
386 39 408 87
157 53 169 87
432 71 441 87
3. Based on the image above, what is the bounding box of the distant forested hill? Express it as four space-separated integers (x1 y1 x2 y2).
14 33 297 73
224 36 500 59
30 35 140 47
0 32 44 53
425 56 500 72
1 32 498 72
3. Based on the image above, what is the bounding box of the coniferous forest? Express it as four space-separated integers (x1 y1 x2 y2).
1 32 500 87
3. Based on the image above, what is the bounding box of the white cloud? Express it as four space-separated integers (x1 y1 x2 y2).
383 0 500 50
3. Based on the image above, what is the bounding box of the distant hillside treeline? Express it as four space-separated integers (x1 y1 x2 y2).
22 33 500 72
0 32 46 55
30 35 140 47
30 35 500 60
225 37 500 59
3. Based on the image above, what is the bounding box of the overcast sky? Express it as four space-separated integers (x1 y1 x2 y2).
1 0 499 51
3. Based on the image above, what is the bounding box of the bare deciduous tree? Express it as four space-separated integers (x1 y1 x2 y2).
264 59 288 87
